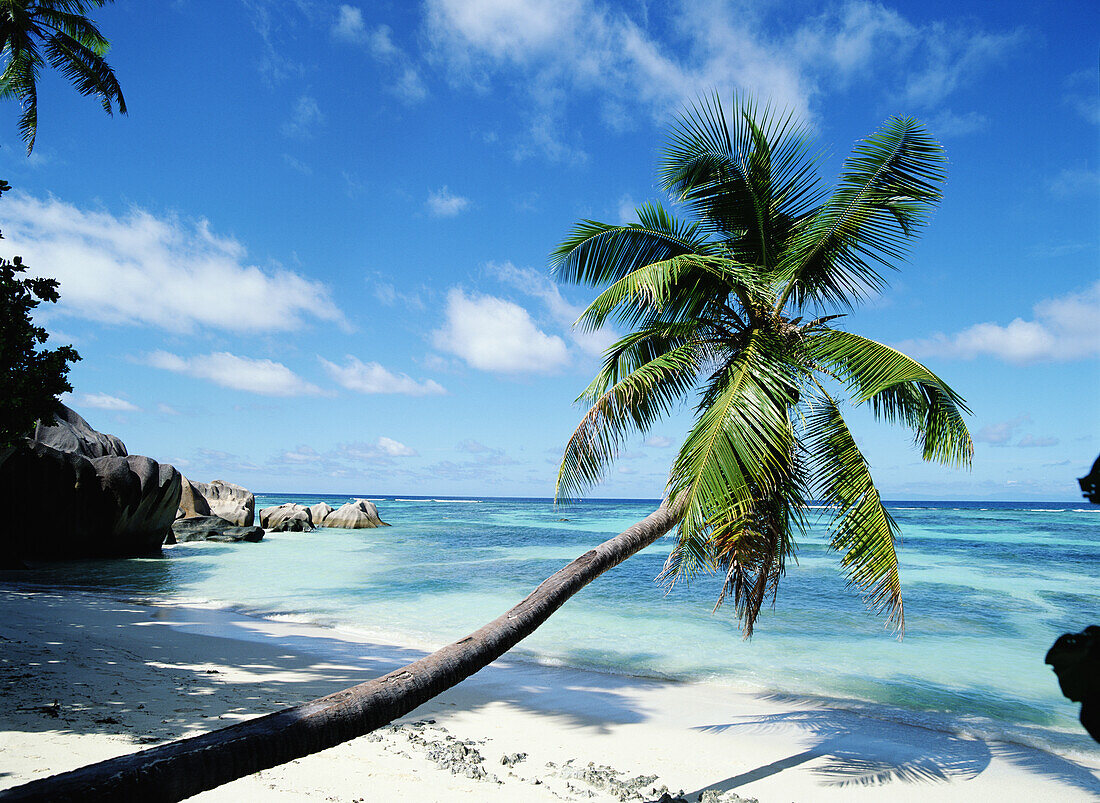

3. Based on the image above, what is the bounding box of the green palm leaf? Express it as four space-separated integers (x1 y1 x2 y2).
776 118 947 311
551 202 714 288
667 331 799 567
805 390 905 632
556 340 705 502
810 330 972 466
576 253 765 333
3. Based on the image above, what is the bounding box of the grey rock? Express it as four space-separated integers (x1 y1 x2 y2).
177 477 212 518
259 503 313 530
0 442 180 561
308 502 334 527
30 404 128 458
171 515 264 543
271 514 313 532
323 499 389 529
192 480 254 527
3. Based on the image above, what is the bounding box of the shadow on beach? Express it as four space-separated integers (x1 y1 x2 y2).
690 691 1100 797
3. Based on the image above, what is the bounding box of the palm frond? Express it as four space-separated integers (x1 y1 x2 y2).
575 253 765 333
805 389 904 632
556 340 705 502
810 330 972 466
660 92 824 267
776 117 947 311
551 202 714 288
667 331 799 564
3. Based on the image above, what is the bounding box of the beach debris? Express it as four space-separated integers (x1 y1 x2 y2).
501 751 527 767
555 759 660 801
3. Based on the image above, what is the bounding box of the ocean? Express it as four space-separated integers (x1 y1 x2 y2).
8 496 1099 757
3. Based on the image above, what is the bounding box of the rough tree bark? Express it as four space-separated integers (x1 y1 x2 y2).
0 501 682 802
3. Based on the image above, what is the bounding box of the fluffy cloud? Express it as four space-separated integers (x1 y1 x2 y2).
320 355 445 395
897 282 1100 364
76 393 140 412
432 288 569 372
425 0 1017 159
426 186 470 217
377 436 417 456
144 351 323 396
645 435 673 448
3 195 347 334
487 261 616 357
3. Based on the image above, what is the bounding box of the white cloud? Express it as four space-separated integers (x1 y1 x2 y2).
157 403 181 416
897 282 1100 364
432 287 569 373
425 0 1016 160
333 7 428 103
426 186 470 217
78 393 140 412
332 4 367 41
377 436 417 457
3 194 347 334
144 350 323 396
320 355 446 396
282 95 324 138
645 435 673 448
974 415 1029 445
487 261 616 357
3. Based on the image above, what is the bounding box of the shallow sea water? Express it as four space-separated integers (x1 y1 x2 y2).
7 496 1099 754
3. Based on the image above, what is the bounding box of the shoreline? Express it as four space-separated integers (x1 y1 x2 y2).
4 575 1092 759
2 586 1097 801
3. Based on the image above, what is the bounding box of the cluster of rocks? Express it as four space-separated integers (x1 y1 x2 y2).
172 478 263 544
257 499 388 532
0 405 392 566
0 406 181 565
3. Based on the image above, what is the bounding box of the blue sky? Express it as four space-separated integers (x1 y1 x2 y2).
2 0 1097 500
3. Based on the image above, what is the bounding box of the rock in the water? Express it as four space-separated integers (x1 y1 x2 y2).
259 503 314 530
308 502 334 527
192 480 255 527
30 404 128 458
323 499 389 529
171 515 264 543
271 515 313 532
0 442 180 561
178 477 212 518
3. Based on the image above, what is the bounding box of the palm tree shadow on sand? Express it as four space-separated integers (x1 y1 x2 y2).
688 697 1100 797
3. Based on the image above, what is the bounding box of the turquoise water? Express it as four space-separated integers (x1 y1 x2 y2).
5 496 1099 754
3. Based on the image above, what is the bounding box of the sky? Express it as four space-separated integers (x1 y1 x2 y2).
1 0 1097 500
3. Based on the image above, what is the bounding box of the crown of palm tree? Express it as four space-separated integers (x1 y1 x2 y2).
0 0 126 153
554 95 973 637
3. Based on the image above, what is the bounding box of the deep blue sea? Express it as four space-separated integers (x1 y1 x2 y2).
8 496 1099 755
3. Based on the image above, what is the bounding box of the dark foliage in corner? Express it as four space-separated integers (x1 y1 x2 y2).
0 180 80 449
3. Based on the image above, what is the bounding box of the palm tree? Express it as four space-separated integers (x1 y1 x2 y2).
0 97 971 801
554 95 972 636
0 0 126 154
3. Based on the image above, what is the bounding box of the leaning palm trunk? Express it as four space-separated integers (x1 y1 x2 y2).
0 502 681 803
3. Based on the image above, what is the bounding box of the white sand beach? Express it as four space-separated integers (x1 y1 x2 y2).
1 587 1097 802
